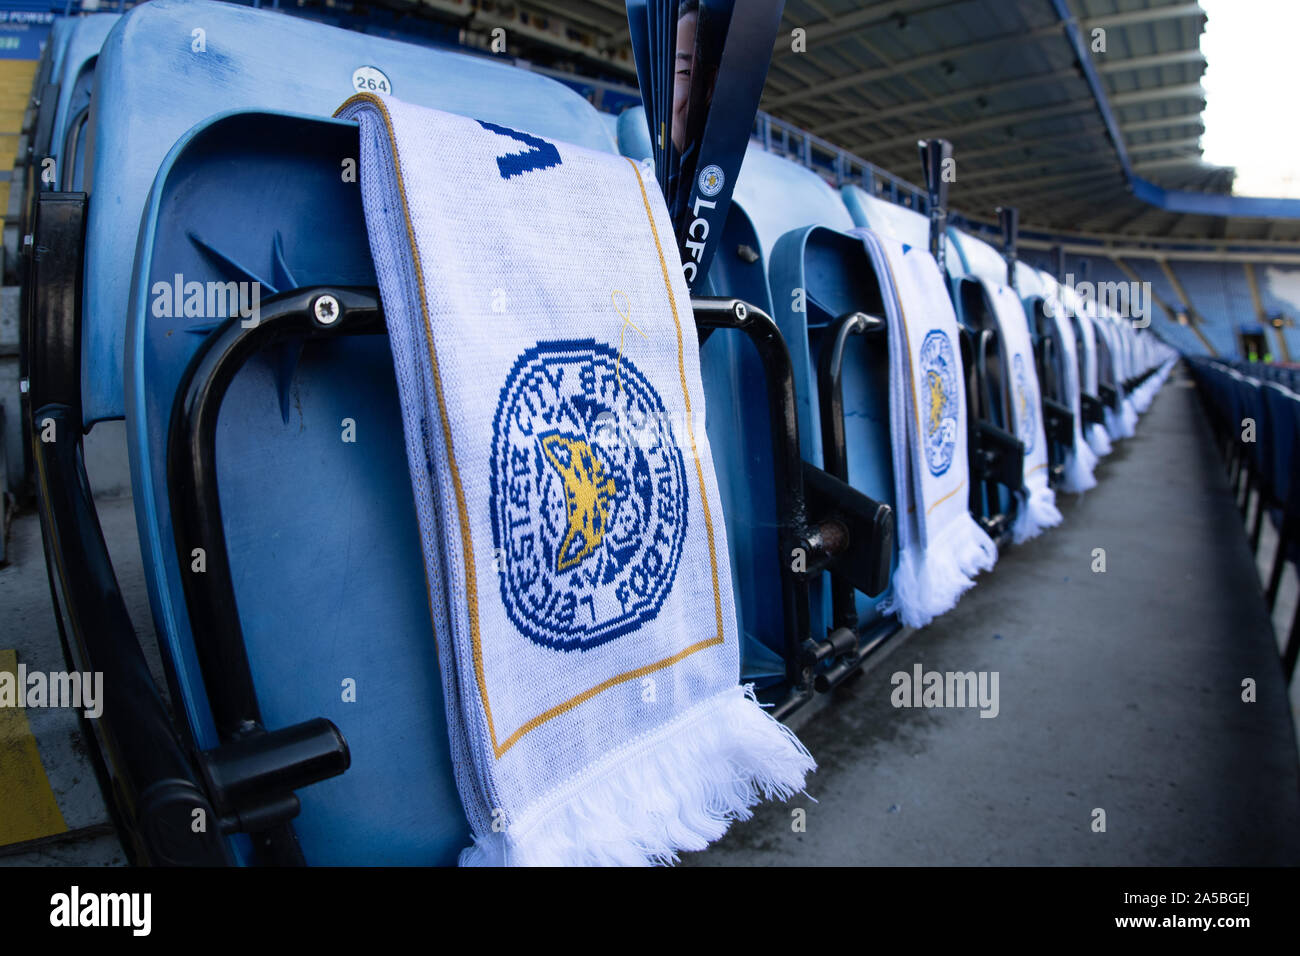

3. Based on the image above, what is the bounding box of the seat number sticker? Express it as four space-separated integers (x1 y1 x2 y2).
352 66 392 96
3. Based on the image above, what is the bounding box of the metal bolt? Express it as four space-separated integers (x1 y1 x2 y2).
19 377 29 394
312 294 340 325
732 300 747 322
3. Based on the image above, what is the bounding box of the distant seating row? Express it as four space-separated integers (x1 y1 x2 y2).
1189 357 1300 681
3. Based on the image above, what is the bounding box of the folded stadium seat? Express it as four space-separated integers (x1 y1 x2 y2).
945 228 1068 539
842 184 1025 541
4 16 67 281
1243 376 1281 551
16 16 120 273
10 16 122 499
615 104 652 164
840 182 957 262
1015 267 1100 490
1230 372 1266 522
617 111 786 686
1090 310 1135 441
1065 295 1113 457
31 0 664 866
48 14 120 192
613 106 898 701
1029 269 1091 476
724 146 898 687
84 0 611 427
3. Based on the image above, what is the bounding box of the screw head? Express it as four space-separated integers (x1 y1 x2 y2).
312 294 340 325
733 301 748 322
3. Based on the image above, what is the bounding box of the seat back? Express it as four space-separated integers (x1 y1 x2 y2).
616 106 652 162
84 0 611 426
733 147 898 641
614 116 900 681
51 14 120 191
701 143 860 681
840 183 958 269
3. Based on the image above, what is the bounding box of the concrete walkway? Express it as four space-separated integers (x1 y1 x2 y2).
692 367 1300 865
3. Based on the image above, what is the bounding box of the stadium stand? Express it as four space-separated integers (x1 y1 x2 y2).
1171 260 1249 358
0 0 1295 874
1255 262 1300 359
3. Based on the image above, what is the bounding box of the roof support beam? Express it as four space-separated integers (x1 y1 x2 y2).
807 67 1081 137
769 0 968 61
1097 49 1205 74
1082 2 1206 30
847 99 1096 153
956 166 1123 200
957 152 1117 182
1051 0 1131 176
1111 83 1206 108
1133 155 1209 172
1121 113 1204 134
1127 136 1203 155
765 20 1063 109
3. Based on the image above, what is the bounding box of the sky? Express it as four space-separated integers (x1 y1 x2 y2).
1199 0 1300 198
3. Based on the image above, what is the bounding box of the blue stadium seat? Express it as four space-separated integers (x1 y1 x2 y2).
91 0 619 865
945 229 1027 506
1260 382 1300 548
612 109 897 696
7 16 118 280
49 13 120 191
728 146 897 666
615 104 652 162
843 185 1027 538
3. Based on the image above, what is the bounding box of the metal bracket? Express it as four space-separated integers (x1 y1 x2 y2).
1080 392 1105 426
168 287 374 860
973 419 1025 492
1042 395 1075 448
918 139 952 275
692 298 895 715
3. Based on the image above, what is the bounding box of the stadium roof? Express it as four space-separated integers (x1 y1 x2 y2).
388 0 1300 244
763 0 1227 236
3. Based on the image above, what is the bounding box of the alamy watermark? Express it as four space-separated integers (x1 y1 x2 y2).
1044 274 1151 329
151 274 261 328
0 666 103 718
891 664 999 718
50 886 150 936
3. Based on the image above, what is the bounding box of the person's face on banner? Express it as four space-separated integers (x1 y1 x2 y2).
672 9 697 153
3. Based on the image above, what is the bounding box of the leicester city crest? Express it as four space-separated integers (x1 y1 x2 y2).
1013 353 1035 455
489 340 688 652
919 329 959 477
697 164 724 198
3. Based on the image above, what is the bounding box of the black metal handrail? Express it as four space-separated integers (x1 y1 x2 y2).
166 287 369 862
26 191 231 865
